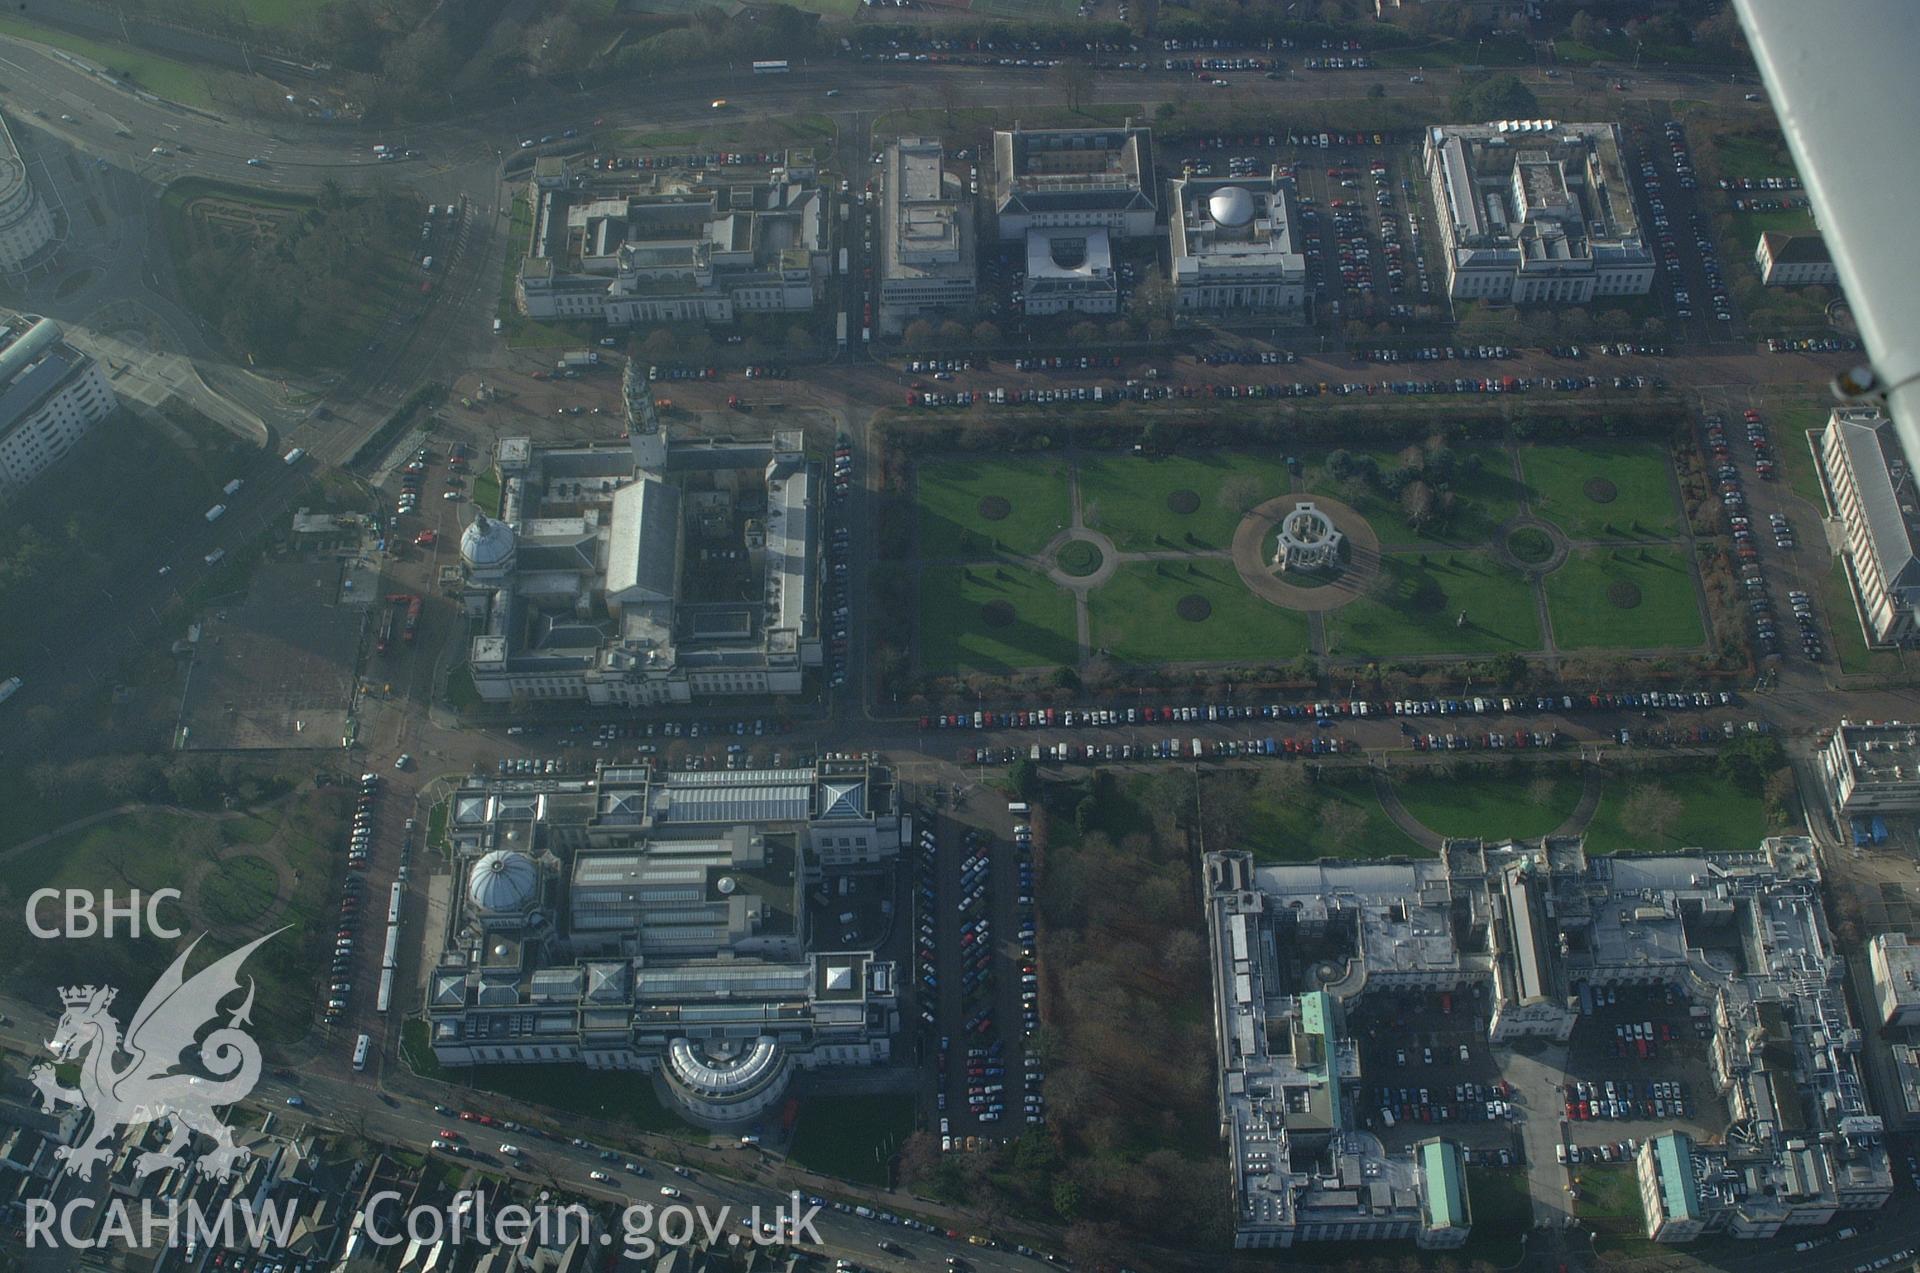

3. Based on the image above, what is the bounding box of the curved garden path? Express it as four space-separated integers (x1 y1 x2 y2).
1549 764 1607 838
1371 769 1446 852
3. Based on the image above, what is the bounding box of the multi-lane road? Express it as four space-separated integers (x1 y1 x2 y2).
0 1006 1057 1273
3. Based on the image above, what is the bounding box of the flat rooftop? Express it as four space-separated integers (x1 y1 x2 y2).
1833 721 1920 785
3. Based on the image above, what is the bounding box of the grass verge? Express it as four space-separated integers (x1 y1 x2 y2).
1583 765 1772 855
786 1095 915 1186
1238 775 1417 863
1392 771 1582 841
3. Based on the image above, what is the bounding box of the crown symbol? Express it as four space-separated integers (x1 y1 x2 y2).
59 986 115 1009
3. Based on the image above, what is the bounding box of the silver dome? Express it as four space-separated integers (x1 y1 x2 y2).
460 513 516 571
467 849 537 913
1209 186 1256 228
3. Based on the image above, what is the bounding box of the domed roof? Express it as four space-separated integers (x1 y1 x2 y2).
460 513 516 571
1209 186 1256 229
467 849 537 913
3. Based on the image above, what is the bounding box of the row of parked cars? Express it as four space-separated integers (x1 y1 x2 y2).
1565 1077 1694 1122
825 436 851 691
909 371 1670 411
913 824 942 1030
329 773 382 1020
1372 1081 1514 1128
1767 335 1860 353
924 690 1734 732
1358 344 1513 362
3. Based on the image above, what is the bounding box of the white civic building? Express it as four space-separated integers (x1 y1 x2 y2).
461 369 820 706
426 760 904 1123
0 113 55 272
1168 177 1307 314
1821 406 1920 647
1423 120 1653 305
516 155 827 326
0 315 116 496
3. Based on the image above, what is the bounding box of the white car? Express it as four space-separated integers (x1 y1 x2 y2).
659 1186 681 1199
589 1170 611 1183
395 754 412 770
499 1144 521 1157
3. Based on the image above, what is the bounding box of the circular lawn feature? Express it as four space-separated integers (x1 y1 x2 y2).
981 600 1017 628
1176 594 1213 623
1166 489 1201 515
1606 581 1643 610
1057 539 1104 578
977 495 1012 521
1582 477 1619 504
1507 527 1555 565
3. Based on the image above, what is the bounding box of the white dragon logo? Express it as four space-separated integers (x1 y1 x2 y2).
29 930 282 1182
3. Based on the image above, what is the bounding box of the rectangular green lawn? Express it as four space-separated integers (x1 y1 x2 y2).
1242 782 1420 863
1707 132 1801 183
1321 444 1525 547
1520 441 1681 539
1087 561 1309 664
1323 553 1541 658
919 563 1078 674
1583 768 1770 855
1723 207 1816 239
916 458 1072 560
1392 771 1582 841
1076 451 1292 552
1544 547 1704 651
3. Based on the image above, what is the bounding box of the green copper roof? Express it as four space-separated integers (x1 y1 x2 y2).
1422 1141 1468 1231
1654 1133 1700 1221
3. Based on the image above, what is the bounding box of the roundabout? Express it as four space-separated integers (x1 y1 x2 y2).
1495 517 1569 574
1057 538 1105 578
1040 527 1120 589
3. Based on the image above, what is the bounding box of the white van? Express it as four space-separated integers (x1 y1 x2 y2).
492 318 503 334
351 1033 370 1070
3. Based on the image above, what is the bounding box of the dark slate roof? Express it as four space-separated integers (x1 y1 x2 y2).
1764 232 1831 265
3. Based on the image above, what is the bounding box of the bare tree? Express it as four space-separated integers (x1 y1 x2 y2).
1620 784 1683 847
1258 761 1308 804
1318 797 1368 853
1400 479 1436 529
1053 59 1095 112
1218 473 1265 515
